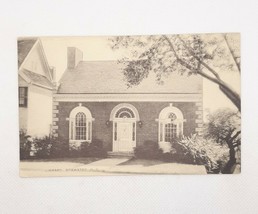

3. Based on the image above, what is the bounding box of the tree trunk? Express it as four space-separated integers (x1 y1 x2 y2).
219 85 241 112
222 143 236 174
197 70 241 112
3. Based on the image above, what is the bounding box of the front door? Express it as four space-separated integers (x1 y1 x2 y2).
116 122 133 152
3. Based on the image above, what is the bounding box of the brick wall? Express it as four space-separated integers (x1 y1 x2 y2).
53 101 202 151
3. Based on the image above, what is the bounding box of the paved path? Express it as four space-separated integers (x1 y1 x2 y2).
79 159 206 175
20 158 206 177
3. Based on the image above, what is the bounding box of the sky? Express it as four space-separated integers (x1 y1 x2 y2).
40 36 240 118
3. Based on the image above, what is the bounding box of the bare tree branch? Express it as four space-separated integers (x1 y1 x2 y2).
223 34 241 73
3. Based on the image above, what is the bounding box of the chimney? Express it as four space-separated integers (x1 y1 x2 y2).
67 47 83 69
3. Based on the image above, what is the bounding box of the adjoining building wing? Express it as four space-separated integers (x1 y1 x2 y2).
18 38 55 137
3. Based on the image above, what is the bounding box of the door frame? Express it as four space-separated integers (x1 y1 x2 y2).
112 118 136 152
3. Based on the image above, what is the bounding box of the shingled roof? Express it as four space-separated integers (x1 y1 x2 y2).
58 61 202 94
18 38 38 68
22 69 53 88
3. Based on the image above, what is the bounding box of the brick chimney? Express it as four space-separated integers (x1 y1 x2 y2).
67 47 83 69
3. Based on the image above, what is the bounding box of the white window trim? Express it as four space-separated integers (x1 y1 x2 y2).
69 105 94 144
111 104 139 151
157 106 185 143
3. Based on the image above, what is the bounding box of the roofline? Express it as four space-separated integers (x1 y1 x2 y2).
18 70 53 90
53 93 202 102
38 39 53 81
31 82 53 90
18 70 31 84
18 38 53 82
18 39 39 70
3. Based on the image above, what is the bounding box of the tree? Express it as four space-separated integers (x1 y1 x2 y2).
109 33 240 111
204 108 241 173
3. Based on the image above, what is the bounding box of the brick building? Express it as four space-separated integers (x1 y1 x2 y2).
53 47 203 154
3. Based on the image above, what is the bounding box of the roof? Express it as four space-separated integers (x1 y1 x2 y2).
18 38 38 68
58 61 202 94
22 69 53 88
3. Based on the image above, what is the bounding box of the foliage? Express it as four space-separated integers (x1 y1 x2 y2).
133 137 228 173
50 137 69 158
20 132 70 159
204 108 241 146
33 136 52 158
134 140 163 159
20 133 107 159
204 108 241 173
109 34 241 111
80 139 107 158
170 135 229 173
19 130 32 160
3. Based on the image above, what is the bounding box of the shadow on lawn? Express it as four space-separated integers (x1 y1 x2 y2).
21 157 101 165
119 158 167 167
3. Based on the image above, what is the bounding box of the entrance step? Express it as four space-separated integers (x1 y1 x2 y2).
107 151 134 158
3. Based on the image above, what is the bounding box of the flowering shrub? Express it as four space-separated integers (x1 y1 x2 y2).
171 135 229 173
20 130 69 159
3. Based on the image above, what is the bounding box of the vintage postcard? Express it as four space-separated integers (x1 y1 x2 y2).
18 33 241 177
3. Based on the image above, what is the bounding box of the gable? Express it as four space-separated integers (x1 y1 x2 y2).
18 39 37 68
22 42 51 80
58 61 202 94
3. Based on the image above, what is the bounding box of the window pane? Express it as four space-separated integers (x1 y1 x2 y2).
115 107 135 118
114 122 117 141
160 123 163 141
132 122 135 141
19 87 28 107
75 112 86 140
165 123 177 142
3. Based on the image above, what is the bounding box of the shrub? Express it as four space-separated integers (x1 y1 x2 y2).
19 130 32 160
20 133 70 159
50 137 69 158
33 136 52 159
80 139 107 158
134 140 162 159
204 108 241 173
170 135 229 173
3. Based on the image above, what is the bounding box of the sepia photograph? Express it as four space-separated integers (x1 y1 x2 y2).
18 33 241 177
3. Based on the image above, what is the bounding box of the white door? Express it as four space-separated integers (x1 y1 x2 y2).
117 122 133 152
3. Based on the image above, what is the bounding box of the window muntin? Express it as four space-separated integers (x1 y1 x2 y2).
69 106 93 142
168 112 177 121
115 107 135 118
112 106 137 143
75 112 86 140
19 87 28 107
158 106 184 143
165 123 177 142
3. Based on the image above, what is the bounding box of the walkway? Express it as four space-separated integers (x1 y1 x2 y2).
20 158 207 177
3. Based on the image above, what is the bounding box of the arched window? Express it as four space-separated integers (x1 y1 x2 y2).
158 105 184 143
75 112 86 140
69 105 93 142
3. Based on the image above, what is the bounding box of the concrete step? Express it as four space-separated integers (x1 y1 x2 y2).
107 151 134 158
